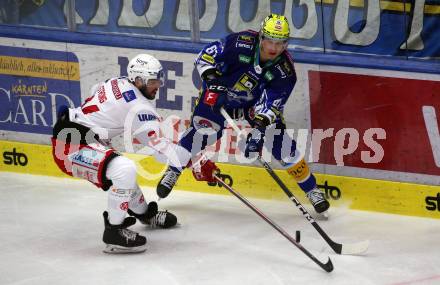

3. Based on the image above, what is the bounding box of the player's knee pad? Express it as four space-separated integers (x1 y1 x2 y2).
106 156 138 190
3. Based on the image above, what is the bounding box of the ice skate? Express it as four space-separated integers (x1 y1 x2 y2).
128 201 178 229
306 188 330 215
157 166 181 198
147 210 178 228
102 211 147 254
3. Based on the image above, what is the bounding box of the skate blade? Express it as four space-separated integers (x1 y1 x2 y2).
103 244 147 254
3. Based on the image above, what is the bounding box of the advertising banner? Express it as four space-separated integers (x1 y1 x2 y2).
309 70 440 176
0 0 439 59
0 45 81 135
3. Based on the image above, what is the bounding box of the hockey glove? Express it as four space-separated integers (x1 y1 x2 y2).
244 128 265 158
252 114 271 128
191 157 219 183
201 69 228 112
202 83 227 112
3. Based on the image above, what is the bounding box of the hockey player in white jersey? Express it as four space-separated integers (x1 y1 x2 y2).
51 54 218 253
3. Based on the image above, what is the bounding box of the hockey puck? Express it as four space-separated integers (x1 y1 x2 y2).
295 230 301 243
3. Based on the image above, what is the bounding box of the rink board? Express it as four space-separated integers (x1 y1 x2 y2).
1 140 439 219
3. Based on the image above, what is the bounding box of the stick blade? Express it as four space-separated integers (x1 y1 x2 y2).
321 257 334 272
340 240 370 255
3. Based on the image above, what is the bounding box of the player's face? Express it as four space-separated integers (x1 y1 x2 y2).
136 78 161 100
144 79 162 100
260 38 287 62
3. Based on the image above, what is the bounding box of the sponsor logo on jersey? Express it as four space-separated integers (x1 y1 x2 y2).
97 85 107 103
264 71 274 81
111 79 122 99
281 61 293 77
276 64 287 78
425 193 440 211
201 53 215 64
3 148 28 166
238 54 251 64
122 89 137 102
234 74 258 92
237 35 254 43
236 43 253 49
137 113 158 122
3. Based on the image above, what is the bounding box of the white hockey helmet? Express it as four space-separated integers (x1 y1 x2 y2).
127 54 164 86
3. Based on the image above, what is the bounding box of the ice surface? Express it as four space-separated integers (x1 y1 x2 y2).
0 172 439 285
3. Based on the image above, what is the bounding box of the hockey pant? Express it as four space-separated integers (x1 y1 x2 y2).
52 110 150 225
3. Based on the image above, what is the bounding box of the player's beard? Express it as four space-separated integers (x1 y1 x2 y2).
140 85 155 100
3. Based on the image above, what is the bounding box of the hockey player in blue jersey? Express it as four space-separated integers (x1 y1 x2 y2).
157 14 330 214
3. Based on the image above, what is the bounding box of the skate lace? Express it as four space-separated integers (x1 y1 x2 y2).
149 211 168 228
119 229 137 241
161 169 179 188
307 189 325 206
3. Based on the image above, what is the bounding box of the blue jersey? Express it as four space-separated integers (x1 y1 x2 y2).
195 30 297 125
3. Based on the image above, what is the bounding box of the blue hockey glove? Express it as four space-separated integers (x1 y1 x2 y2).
202 85 227 112
245 128 265 158
200 69 229 112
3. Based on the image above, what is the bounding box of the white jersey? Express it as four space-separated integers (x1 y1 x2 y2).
69 77 190 169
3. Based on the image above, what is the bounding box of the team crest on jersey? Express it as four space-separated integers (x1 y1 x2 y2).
122 90 137 102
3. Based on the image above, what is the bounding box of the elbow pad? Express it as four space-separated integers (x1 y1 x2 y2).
201 68 222 82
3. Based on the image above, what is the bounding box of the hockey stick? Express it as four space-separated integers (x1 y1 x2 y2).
214 174 334 272
220 108 369 255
